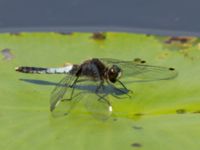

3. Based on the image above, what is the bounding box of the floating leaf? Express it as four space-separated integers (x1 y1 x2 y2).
0 32 199 150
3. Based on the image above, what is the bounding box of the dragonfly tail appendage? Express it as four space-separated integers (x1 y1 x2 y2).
15 65 73 74
15 66 48 74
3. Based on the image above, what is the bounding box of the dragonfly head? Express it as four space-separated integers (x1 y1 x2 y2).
107 65 122 83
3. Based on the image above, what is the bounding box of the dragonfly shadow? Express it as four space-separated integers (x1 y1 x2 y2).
20 78 129 96
20 79 59 86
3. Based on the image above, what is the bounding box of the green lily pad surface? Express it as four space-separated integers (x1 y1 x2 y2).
0 32 200 150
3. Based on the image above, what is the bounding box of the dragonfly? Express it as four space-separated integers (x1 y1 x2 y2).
15 58 178 119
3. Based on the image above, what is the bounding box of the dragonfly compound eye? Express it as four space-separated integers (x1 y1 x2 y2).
108 65 121 83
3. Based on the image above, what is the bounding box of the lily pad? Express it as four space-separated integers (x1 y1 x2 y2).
0 32 199 150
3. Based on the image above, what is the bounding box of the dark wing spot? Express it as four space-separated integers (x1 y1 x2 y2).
91 32 106 40
131 143 142 148
176 109 186 114
1 48 14 60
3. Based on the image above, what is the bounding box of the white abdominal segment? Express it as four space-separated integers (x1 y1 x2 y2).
47 65 73 74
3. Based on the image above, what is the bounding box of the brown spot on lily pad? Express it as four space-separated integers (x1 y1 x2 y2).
193 110 200 114
9 32 21 36
176 109 186 114
141 60 146 64
91 32 106 40
56 32 73 35
146 34 151 36
169 67 175 71
131 143 142 148
113 118 117 121
133 58 146 64
134 113 144 116
1 48 14 60
132 125 143 130
165 36 195 44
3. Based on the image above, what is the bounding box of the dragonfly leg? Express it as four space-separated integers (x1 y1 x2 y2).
96 93 108 103
106 80 132 98
95 81 111 104
95 90 112 112
111 93 129 99
68 76 80 99
115 87 132 98
117 80 133 94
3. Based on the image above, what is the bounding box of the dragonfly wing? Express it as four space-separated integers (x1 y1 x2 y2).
50 74 80 117
76 79 112 120
99 58 178 81
84 92 112 120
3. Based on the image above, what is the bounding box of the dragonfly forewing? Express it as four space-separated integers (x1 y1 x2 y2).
99 58 178 82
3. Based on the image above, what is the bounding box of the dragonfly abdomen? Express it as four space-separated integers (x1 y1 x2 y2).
15 65 74 74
